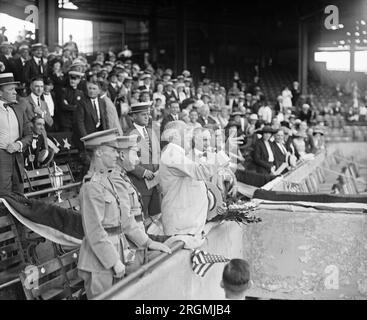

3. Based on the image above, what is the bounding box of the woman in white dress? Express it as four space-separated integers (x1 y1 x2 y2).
282 86 293 108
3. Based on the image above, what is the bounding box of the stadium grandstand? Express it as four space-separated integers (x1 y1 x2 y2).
0 0 367 304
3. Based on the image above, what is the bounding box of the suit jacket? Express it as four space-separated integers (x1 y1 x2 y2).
160 114 176 135
272 142 287 170
107 83 119 104
252 139 276 174
8 104 33 181
12 57 27 84
23 57 48 85
127 124 160 197
19 95 53 128
197 116 218 129
0 54 14 74
74 97 108 150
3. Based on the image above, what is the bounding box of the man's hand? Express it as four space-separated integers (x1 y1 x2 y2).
148 241 172 254
270 166 276 175
113 260 125 278
144 170 155 180
34 106 43 116
6 143 21 154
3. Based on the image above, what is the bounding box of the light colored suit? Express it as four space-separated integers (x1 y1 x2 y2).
20 95 53 128
127 124 161 217
77 170 149 299
159 143 215 236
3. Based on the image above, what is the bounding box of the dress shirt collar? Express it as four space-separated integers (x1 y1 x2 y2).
31 93 41 105
33 56 41 64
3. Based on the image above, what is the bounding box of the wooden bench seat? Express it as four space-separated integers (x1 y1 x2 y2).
19 248 84 300
0 208 26 286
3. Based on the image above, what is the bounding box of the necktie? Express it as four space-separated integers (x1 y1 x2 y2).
37 97 40 107
143 127 151 153
93 99 101 128
38 59 43 74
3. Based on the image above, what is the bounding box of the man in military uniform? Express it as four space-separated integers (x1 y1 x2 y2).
77 129 170 299
55 70 84 131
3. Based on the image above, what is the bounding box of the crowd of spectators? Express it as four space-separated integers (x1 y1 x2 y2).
0 34 365 184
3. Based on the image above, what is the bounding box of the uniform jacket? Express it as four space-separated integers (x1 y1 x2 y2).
77 171 149 274
127 124 160 197
56 85 84 130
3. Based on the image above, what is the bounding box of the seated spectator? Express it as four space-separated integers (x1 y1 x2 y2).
221 259 251 300
311 126 325 152
161 100 180 134
218 106 230 129
187 108 202 129
179 109 190 124
24 115 54 170
252 125 278 175
272 128 290 174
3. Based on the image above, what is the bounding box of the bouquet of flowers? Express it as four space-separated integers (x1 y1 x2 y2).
209 199 261 225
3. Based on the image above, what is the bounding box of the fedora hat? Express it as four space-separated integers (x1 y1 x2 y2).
258 125 278 135
0 73 20 87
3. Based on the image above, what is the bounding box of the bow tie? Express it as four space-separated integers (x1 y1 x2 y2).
3 102 16 108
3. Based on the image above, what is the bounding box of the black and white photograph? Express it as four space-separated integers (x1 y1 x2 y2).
0 0 366 306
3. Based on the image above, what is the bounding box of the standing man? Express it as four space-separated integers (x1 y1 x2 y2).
160 100 180 134
77 129 169 299
24 43 48 85
0 42 14 74
12 44 30 85
0 73 32 193
74 81 108 149
19 77 53 129
127 102 161 219
56 70 84 131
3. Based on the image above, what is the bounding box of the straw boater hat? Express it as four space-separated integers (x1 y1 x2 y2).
68 70 84 77
0 73 20 87
312 126 325 135
257 125 278 135
129 102 152 114
37 148 55 166
0 41 13 49
31 43 43 51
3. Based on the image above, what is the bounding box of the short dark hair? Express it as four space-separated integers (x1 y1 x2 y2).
31 114 45 123
30 76 44 84
222 259 250 293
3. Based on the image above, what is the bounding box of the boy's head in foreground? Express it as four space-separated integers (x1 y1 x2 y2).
221 259 251 300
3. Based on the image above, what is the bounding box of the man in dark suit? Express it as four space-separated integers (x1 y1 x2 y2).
197 104 218 129
23 43 48 85
74 81 108 151
252 125 278 175
160 100 180 135
127 102 161 219
0 42 14 74
0 73 32 193
12 44 30 85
